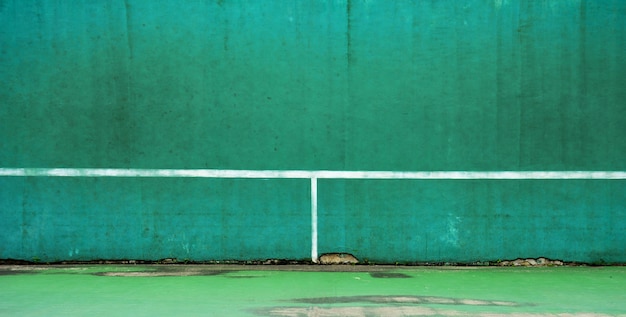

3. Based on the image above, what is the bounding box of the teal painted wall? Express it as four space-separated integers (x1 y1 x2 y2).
1 177 311 261
1 1 625 262
319 179 626 263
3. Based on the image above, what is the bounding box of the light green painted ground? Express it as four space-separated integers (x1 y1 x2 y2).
1 265 625 316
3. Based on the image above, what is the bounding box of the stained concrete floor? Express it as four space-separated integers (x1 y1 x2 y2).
1 265 625 316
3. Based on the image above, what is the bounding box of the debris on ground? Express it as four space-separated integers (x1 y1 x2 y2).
318 253 359 265
496 257 564 267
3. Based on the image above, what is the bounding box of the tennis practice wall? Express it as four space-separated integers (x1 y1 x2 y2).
1 0 625 263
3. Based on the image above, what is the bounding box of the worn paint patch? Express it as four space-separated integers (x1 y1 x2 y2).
494 0 510 10
93 266 238 277
0 266 50 275
256 306 626 317
369 272 411 278
0 269 38 276
443 213 462 247
225 275 264 279
290 295 521 306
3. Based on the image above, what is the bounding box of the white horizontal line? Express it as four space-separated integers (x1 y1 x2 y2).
1 168 626 179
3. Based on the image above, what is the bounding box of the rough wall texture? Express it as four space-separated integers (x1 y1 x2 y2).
1 0 625 262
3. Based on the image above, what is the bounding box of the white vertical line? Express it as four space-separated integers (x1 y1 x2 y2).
310 177 318 263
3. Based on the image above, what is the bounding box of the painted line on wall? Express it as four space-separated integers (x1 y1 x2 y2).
311 177 318 263
3 168 626 263
1 168 626 179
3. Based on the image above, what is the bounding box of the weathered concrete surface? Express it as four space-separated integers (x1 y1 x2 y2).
2 1 626 263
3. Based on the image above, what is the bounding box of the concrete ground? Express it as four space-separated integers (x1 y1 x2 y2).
1 265 625 316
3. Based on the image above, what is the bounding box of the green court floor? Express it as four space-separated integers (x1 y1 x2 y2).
1 265 625 316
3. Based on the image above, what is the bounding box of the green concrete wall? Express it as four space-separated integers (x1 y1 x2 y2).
319 179 625 263
1 177 310 261
1 1 625 263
